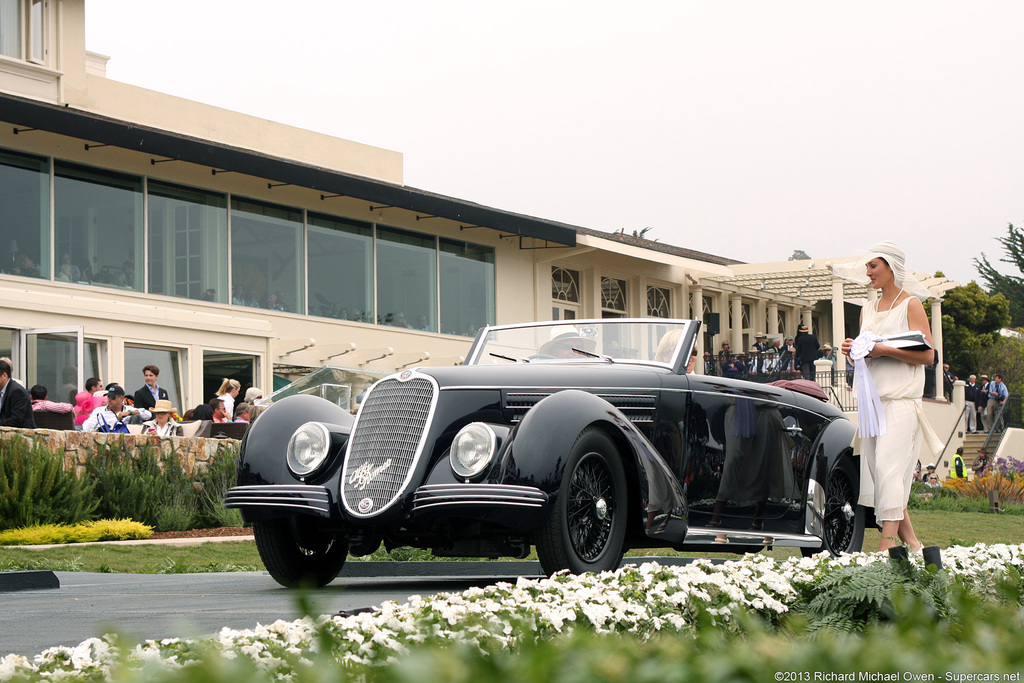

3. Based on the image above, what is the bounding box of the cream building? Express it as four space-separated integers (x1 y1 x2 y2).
1 0 960 451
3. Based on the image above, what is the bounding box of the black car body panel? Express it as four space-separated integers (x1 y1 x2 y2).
227 319 863 583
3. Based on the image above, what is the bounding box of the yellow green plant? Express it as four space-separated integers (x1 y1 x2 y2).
0 519 152 546
944 473 1024 505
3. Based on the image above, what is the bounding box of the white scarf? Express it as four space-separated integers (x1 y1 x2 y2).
850 331 885 438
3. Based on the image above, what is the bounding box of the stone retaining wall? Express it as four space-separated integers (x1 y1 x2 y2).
0 427 239 476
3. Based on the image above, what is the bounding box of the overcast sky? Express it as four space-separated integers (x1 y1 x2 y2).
85 1 1023 285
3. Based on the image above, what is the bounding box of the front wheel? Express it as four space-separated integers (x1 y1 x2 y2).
536 428 628 575
802 458 864 557
253 517 349 587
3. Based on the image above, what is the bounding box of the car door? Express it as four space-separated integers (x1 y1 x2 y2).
678 381 798 533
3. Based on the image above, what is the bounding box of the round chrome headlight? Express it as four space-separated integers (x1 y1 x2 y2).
286 422 332 477
450 422 496 479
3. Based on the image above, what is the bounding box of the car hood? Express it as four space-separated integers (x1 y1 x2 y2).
414 362 671 391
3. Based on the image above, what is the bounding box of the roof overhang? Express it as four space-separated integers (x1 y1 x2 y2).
704 258 957 302
0 92 576 247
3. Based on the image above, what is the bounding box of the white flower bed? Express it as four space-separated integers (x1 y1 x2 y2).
2 543 1022 681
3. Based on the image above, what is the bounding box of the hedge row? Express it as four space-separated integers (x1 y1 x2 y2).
0 437 240 533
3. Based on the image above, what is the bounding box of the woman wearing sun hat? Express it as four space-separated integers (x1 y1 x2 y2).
835 241 943 552
141 399 182 437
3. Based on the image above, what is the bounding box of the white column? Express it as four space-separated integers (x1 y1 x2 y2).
802 308 813 331
754 298 766 337
719 291 730 353
767 301 779 339
680 274 690 319
827 276 851 374
831 277 846 352
931 298 944 398
731 295 743 352
692 286 704 366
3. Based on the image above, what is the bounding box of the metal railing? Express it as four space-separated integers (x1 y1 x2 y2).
704 358 857 410
980 395 1022 453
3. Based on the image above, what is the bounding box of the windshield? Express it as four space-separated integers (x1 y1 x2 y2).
468 319 696 369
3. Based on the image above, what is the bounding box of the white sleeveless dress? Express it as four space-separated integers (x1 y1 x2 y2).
856 296 940 521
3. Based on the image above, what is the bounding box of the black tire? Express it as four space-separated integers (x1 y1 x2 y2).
253 517 349 588
802 458 865 557
536 428 628 575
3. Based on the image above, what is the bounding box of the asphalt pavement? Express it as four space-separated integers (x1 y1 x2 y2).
1 535 708 658
0 569 512 658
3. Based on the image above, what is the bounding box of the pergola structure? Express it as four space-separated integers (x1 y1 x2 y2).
700 257 958 387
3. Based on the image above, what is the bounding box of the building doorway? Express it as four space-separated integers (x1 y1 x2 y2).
202 350 258 411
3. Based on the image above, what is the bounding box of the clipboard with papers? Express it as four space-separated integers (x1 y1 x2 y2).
878 331 932 351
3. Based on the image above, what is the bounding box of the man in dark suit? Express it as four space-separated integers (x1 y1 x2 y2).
133 364 169 412
0 359 36 429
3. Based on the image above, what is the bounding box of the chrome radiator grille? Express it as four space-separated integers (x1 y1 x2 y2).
342 376 436 517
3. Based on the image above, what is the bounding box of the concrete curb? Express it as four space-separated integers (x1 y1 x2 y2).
339 556 725 579
0 570 60 592
8 535 257 550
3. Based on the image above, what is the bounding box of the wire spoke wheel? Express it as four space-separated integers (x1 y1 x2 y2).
823 466 856 552
566 453 614 561
536 428 627 575
804 457 864 557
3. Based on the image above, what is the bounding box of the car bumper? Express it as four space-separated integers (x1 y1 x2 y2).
410 483 549 529
224 484 333 517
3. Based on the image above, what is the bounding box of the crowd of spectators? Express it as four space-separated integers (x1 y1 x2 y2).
957 370 1010 434
702 326 829 383
0 362 263 436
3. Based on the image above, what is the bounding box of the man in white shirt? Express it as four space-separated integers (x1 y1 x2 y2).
83 385 151 432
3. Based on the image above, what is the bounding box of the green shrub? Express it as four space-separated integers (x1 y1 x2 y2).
909 481 1024 514
82 443 206 531
192 451 243 529
83 442 165 527
0 436 97 530
0 519 151 545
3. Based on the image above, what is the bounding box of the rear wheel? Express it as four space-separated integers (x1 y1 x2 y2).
253 517 348 587
536 428 627 575
802 458 864 557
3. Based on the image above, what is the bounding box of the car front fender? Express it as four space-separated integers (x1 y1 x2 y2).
502 389 687 544
236 394 354 487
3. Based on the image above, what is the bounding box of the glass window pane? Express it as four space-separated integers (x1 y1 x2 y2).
440 238 494 337
552 267 579 303
29 0 42 62
0 148 49 280
601 277 627 312
123 346 182 414
55 162 143 291
376 226 436 331
25 333 77 404
0 0 22 59
149 181 228 304
647 286 671 318
307 213 372 322
230 197 302 312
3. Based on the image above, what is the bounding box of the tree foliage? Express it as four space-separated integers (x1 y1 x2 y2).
975 222 1024 327
939 282 1011 375
789 249 811 261
976 332 1024 396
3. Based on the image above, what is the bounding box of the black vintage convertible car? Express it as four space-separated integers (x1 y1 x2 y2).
226 319 863 587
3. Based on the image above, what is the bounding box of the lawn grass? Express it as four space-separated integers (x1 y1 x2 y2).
1 509 1020 574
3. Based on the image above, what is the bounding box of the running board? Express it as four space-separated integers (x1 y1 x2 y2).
682 528 823 548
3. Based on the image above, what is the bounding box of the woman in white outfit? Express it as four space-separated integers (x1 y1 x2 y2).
837 242 942 552
215 378 241 421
